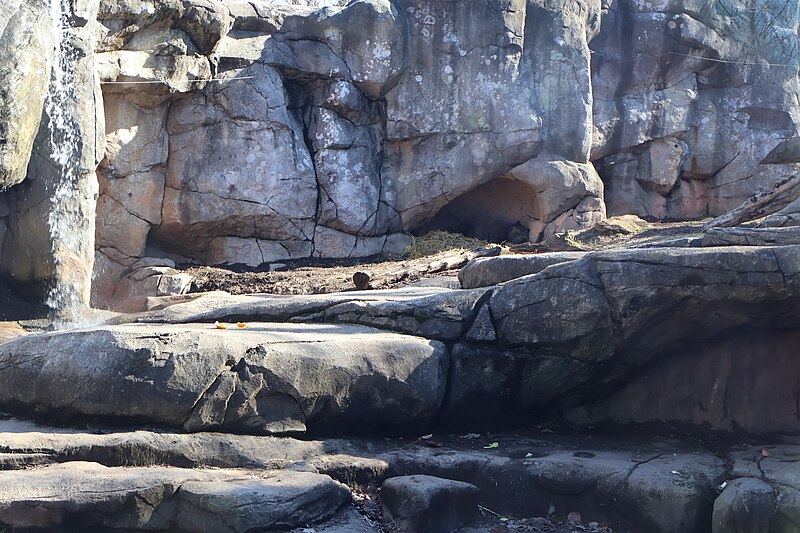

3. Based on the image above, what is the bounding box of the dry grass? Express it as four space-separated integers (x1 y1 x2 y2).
403 231 491 259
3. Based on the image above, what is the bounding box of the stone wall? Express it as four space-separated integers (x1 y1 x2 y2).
0 0 798 310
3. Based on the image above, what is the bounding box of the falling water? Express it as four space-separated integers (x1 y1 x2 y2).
44 0 85 327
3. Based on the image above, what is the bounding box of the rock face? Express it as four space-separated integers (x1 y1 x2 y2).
0 0 54 191
0 0 797 306
0 0 103 314
592 0 800 220
90 0 609 304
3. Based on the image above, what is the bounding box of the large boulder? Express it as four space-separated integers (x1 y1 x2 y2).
712 478 775 533
0 0 54 190
0 322 448 436
458 252 586 289
381 475 480 533
122 244 800 434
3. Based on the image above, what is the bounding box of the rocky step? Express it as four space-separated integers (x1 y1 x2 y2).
0 461 350 532
0 418 763 533
0 322 447 436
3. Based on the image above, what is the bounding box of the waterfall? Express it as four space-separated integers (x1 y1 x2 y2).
44 0 85 327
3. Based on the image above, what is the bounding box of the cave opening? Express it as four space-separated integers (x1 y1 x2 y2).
418 177 543 244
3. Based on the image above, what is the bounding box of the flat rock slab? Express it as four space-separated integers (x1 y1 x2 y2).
0 462 350 531
458 252 586 289
703 226 800 246
0 323 447 436
139 287 454 324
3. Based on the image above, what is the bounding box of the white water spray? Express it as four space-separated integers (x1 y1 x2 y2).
45 0 85 327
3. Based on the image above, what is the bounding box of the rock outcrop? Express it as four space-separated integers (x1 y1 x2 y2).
3 243 800 435
0 0 797 307
0 418 732 533
0 0 54 191
0 0 103 314
0 225 799 530
90 0 608 306
592 0 800 220
0 461 350 531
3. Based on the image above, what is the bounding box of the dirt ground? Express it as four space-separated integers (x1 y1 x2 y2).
183 219 706 296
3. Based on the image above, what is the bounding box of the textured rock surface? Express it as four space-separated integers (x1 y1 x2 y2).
703 226 800 246
0 323 447 435
0 0 54 191
0 0 797 308
712 478 775 533
382 475 480 533
88 0 609 302
95 244 800 434
458 252 587 289
1 0 103 311
0 461 350 531
141 286 454 323
0 420 730 533
716 444 800 533
592 0 800 220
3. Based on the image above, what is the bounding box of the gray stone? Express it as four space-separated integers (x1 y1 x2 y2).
176 474 348 532
0 323 448 436
761 198 800 228
289 507 377 533
713 478 775 533
593 0 800 219
0 419 738 533
458 252 587 289
0 462 349 531
1 4 103 314
703 226 800 247
388 436 726 533
382 475 479 533
762 137 800 165
0 0 54 190
323 288 491 341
